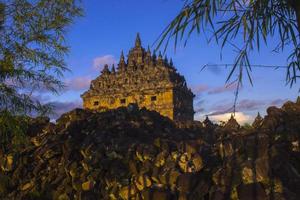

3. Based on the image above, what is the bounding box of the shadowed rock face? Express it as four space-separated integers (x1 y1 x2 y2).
1 98 300 200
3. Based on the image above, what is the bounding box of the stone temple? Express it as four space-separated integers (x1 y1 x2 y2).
81 34 195 121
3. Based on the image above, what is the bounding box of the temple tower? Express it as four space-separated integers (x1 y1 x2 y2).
81 33 195 121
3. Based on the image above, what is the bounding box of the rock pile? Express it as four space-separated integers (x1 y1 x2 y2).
1 99 300 200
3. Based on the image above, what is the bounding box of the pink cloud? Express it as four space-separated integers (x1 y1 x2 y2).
208 99 265 116
191 84 209 94
65 76 92 91
269 98 288 107
208 82 238 95
92 55 116 71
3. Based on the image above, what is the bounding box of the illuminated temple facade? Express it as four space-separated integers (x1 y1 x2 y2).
81 34 194 121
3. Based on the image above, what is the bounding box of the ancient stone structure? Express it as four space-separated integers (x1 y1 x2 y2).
81 33 195 121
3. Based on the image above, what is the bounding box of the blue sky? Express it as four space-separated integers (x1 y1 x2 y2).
46 0 299 123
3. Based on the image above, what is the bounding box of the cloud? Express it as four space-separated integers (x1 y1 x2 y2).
208 82 238 95
269 98 288 107
237 99 265 111
195 107 205 113
92 55 116 71
191 84 209 94
194 99 206 113
210 112 253 124
207 101 236 116
49 100 82 119
203 98 289 124
65 76 91 91
207 66 223 75
26 95 82 120
208 99 266 116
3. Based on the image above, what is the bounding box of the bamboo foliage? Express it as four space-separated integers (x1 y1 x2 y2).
156 0 300 87
0 0 82 151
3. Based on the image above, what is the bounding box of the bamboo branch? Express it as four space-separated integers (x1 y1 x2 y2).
295 3 300 35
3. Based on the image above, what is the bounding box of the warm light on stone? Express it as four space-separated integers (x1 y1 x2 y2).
81 34 195 121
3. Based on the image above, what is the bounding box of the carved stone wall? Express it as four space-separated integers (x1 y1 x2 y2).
81 34 195 121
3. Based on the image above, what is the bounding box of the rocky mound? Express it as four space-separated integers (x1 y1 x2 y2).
1 100 300 200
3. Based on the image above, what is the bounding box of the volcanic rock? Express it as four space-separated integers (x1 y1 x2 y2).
1 98 300 199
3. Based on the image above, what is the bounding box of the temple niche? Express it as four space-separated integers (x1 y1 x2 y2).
81 33 195 121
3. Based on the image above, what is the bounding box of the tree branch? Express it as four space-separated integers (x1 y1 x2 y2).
286 0 300 35
295 4 300 35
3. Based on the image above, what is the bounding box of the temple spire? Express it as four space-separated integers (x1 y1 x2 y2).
170 58 173 67
102 64 110 74
203 115 214 128
135 33 141 47
164 55 168 64
111 64 116 73
118 50 126 71
157 51 163 65
257 112 261 118
252 112 263 128
147 46 151 55
224 114 240 130
120 50 125 62
151 50 156 66
152 50 156 60
145 46 152 65
158 51 162 58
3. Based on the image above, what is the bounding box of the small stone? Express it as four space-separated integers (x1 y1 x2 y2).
168 169 181 187
109 193 118 200
158 170 168 185
273 178 284 193
81 161 89 171
30 137 42 147
178 153 189 172
69 169 77 178
135 175 152 191
242 166 254 184
153 138 161 148
151 166 160 183
21 181 33 191
72 180 81 191
136 151 144 162
58 193 70 200
178 161 188 173
154 151 167 167
82 180 95 191
191 153 203 172
171 151 180 161
292 140 300 152
119 185 137 200
5 154 14 172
